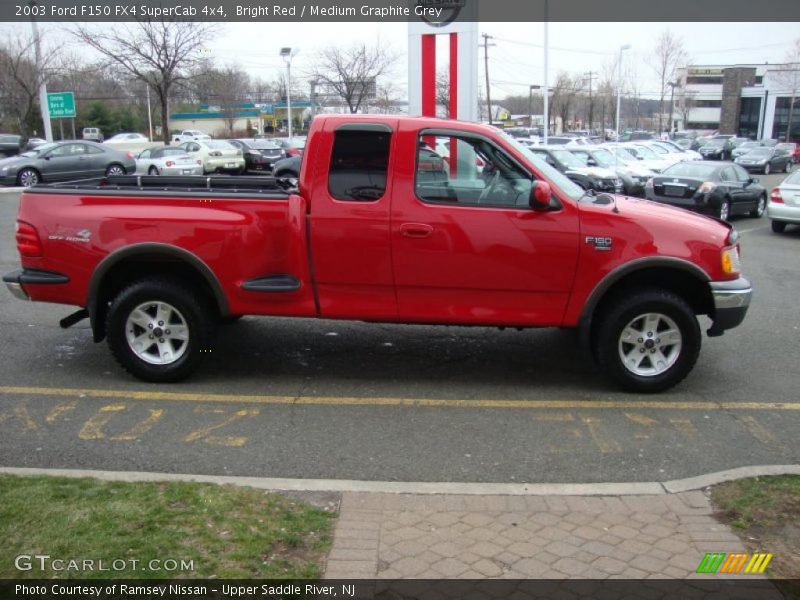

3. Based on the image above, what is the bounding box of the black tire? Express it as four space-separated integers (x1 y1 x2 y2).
593 288 701 393
771 220 787 233
275 170 298 178
763 163 771 175
718 198 731 221
148 166 159 175
106 278 215 382
220 315 243 325
785 161 792 174
17 167 40 187
106 163 126 177
750 194 766 218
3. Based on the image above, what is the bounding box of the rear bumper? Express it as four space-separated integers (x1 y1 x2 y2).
707 277 752 336
767 203 800 223
3 268 70 301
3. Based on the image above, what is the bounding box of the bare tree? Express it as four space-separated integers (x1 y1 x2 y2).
186 61 251 134
550 72 582 133
436 68 450 117
311 43 397 114
0 34 56 136
649 30 689 134
676 88 696 131
74 21 217 143
775 38 800 141
373 82 402 114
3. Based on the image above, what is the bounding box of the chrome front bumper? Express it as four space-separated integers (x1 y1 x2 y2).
707 277 752 336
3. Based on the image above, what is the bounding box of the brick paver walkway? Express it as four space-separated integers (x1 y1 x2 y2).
323 490 759 580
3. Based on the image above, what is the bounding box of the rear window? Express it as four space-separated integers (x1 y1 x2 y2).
662 163 717 178
155 147 186 157
204 141 234 149
328 129 391 202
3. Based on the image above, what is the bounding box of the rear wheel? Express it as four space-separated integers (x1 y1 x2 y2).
106 278 215 382
718 198 731 221
106 164 126 177
593 288 701 393
786 161 793 173
750 194 766 218
764 163 771 175
771 220 787 233
148 166 159 175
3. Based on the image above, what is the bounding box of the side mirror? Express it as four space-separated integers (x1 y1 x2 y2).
586 158 597 166
530 180 552 211
751 177 759 184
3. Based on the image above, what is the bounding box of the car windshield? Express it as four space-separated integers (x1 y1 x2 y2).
646 144 669 155
605 146 637 163
739 142 760 149
587 149 616 167
776 143 796 151
500 133 583 201
248 140 281 150
551 149 585 168
630 145 658 159
705 139 726 147
745 148 771 157
662 163 717 178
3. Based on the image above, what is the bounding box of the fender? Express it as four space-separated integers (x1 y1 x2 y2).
577 256 711 344
87 243 230 339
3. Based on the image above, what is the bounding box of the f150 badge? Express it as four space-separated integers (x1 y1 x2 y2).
585 236 613 251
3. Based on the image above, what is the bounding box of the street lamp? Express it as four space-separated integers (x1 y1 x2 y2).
615 44 631 141
280 47 298 138
667 81 679 137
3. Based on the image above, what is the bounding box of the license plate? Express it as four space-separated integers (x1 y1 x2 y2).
226 162 236 168
664 185 685 197
182 169 193 174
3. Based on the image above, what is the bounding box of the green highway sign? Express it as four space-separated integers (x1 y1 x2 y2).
47 92 76 118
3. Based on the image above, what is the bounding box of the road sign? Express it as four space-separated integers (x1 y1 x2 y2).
47 92 76 118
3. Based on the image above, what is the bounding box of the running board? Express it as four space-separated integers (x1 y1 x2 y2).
241 275 301 293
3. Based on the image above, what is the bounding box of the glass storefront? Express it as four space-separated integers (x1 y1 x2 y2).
772 96 800 142
738 97 762 139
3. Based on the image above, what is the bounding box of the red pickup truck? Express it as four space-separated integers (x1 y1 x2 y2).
4 115 751 392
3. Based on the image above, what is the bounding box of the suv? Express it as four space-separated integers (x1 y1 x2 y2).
82 127 103 143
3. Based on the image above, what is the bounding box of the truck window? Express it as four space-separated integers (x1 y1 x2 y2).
328 130 391 202
415 133 533 208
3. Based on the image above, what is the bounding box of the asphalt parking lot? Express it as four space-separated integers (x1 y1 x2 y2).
0 178 798 484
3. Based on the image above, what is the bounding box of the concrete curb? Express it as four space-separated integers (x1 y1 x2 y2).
0 187 23 194
1 464 797 496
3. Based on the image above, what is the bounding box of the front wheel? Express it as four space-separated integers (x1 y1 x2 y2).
764 163 771 175
718 199 731 221
17 168 39 187
106 278 215 382
593 288 701 393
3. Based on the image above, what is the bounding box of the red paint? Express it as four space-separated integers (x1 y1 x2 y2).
421 35 436 118
12 114 741 333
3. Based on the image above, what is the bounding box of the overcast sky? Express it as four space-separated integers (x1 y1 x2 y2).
4 21 798 101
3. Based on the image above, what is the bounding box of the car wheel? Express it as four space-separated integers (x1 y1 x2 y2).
785 161 792 174
718 198 731 221
17 168 40 188
106 164 126 177
593 288 701 393
771 220 787 233
148 166 159 175
763 163 770 175
750 194 766 218
106 278 216 382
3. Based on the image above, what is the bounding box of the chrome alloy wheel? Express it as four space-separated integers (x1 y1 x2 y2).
618 312 682 377
18 169 39 187
106 165 125 176
125 301 189 365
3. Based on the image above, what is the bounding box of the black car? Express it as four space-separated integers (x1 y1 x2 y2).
644 161 766 221
734 147 794 175
698 138 735 160
272 154 301 178
0 134 22 157
528 146 622 193
0 141 135 187
568 146 649 197
619 130 654 142
226 139 285 172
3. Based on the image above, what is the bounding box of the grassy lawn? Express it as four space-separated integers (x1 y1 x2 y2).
0 475 335 579
711 475 799 596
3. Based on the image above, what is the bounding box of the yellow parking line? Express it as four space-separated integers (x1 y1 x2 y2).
0 386 798 411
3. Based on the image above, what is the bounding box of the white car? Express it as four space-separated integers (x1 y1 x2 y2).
104 132 159 154
652 140 702 161
619 143 673 173
107 133 149 144
135 146 203 176
172 129 211 144
178 140 245 174
768 168 800 233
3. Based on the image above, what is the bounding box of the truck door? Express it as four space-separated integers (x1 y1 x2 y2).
390 125 581 326
308 121 398 320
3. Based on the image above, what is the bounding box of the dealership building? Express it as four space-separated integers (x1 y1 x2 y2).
673 63 799 141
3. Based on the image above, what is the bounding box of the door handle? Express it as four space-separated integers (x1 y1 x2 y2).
400 223 433 238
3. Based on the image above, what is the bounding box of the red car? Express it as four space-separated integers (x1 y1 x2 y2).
4 115 751 392
775 142 799 164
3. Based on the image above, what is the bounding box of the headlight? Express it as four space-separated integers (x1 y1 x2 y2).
721 246 741 275
757 160 767 165
1 166 8 172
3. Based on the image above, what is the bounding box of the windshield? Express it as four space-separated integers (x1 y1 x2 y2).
705 139 726 147
550 149 585 168
646 144 669 155
662 163 717 178
630 145 658 159
249 141 281 150
204 141 234 149
588 149 616 168
776 143 796 151
500 133 583 201
739 142 760 149
746 148 771 157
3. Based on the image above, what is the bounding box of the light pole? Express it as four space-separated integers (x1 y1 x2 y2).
667 81 678 137
542 0 549 144
280 47 298 138
615 44 631 141
30 1 53 142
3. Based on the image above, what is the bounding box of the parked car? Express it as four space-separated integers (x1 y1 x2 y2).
768 168 800 233
699 138 734 160
645 161 766 221
568 146 654 197
107 133 149 144
775 142 799 164
271 137 306 156
618 143 672 173
24 138 47 152
637 142 684 166
226 139 285 172
528 146 623 193
759 138 778 147
652 140 702 161
3 114 752 392
271 154 301 178
172 129 211 144
543 136 574 145
178 140 245 174
104 132 158 154
734 147 793 174
82 127 104 143
0 141 134 187
0 134 22 157
731 141 763 159
619 130 654 142
135 146 203 176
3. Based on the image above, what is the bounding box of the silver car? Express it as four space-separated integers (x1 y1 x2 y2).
768 168 800 233
135 147 203 176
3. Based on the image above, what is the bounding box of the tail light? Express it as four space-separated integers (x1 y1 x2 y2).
770 188 783 203
125 152 133 159
16 220 42 257
476 157 485 167
196 160 202 166
165 161 175 167
698 181 716 194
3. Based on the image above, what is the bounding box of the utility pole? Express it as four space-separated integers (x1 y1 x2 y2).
30 1 52 142
480 33 495 125
584 71 596 133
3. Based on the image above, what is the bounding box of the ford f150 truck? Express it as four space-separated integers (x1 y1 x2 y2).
4 115 752 392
